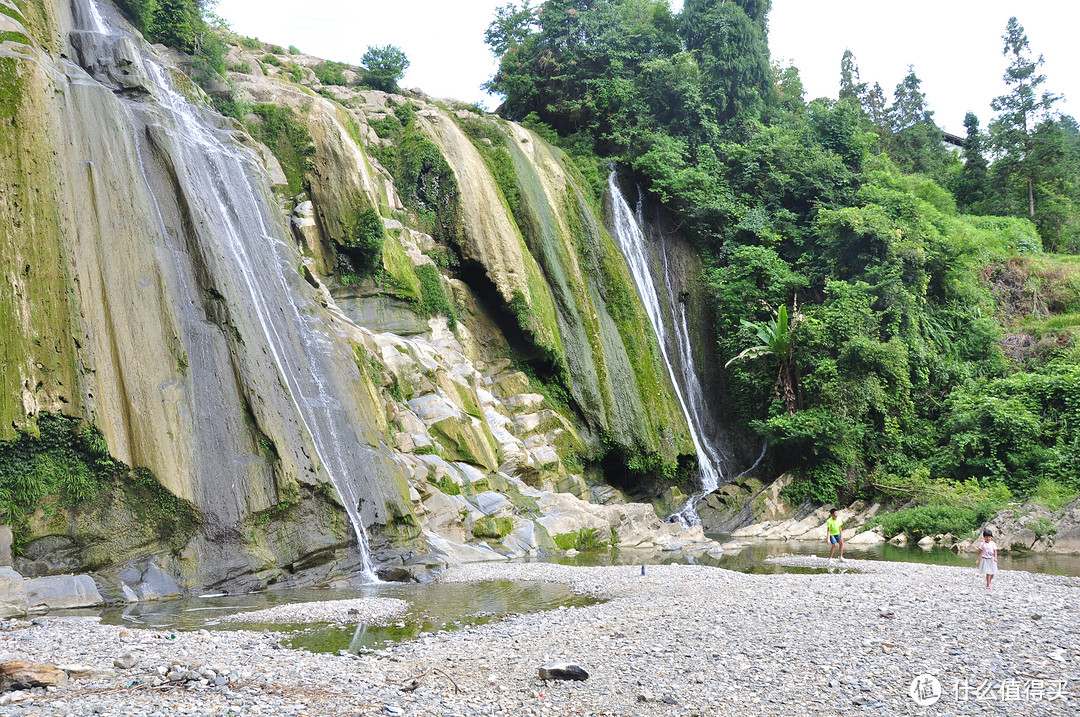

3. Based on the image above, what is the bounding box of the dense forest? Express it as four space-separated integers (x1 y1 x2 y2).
480 0 1080 524
126 0 1080 533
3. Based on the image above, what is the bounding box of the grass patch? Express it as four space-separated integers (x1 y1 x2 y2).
471 516 514 540
1029 479 1078 512
553 527 608 551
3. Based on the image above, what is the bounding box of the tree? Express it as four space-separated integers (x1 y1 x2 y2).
838 49 866 104
955 112 989 212
990 17 1059 222
362 45 410 93
484 0 537 56
680 0 775 123
726 303 802 414
887 68 948 177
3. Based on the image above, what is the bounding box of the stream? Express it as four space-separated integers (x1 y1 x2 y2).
68 541 1080 657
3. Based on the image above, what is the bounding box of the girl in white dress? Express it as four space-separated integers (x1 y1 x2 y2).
976 529 999 590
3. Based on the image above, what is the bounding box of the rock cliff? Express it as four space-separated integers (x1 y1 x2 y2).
0 0 716 592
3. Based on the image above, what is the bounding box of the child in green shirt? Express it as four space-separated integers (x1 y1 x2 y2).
826 508 845 563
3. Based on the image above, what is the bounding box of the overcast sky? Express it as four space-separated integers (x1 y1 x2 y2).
214 0 1079 135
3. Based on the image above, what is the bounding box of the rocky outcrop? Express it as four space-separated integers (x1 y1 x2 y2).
0 0 717 591
954 497 1080 554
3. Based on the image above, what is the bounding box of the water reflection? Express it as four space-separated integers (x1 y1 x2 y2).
709 537 1080 576
95 580 598 654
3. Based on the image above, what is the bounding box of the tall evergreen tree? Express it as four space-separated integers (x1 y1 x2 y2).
955 112 989 212
838 49 866 103
989 17 1059 222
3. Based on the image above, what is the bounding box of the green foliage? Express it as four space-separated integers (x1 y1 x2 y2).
457 115 520 214
472 516 514 539
0 415 114 523
372 108 462 243
870 503 1001 540
361 44 410 92
1029 516 1058 539
415 264 458 329
343 207 385 275
553 527 607 551
313 61 348 86
244 104 315 195
430 474 461 496
0 414 198 548
935 363 1080 494
369 114 402 138
116 1 229 97
1028 479 1080 511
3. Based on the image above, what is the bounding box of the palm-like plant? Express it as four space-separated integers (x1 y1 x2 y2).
726 304 802 413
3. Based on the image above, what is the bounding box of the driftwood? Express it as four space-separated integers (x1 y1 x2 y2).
400 667 459 693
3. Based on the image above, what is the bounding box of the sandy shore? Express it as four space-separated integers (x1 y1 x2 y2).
0 559 1077 715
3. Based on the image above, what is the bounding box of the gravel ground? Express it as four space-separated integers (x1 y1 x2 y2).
0 559 1077 715
217 598 408 625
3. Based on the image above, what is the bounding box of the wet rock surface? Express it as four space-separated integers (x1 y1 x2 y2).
0 561 1075 714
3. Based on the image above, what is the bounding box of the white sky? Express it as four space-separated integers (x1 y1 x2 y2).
214 0 1079 135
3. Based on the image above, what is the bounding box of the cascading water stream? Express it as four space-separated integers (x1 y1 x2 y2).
75 0 379 579
607 171 727 522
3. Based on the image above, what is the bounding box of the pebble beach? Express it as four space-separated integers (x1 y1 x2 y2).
0 559 1078 716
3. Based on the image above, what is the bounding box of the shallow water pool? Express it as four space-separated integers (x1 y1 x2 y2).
95 580 599 653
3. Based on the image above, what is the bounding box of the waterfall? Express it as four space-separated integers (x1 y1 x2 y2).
607 170 727 521
75 0 379 579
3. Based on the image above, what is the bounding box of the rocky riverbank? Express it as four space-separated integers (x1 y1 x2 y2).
0 560 1077 715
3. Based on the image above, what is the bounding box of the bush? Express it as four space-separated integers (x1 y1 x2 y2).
553 527 608 551
244 104 315 195
313 61 348 86
415 264 457 329
344 207 385 275
871 503 1000 540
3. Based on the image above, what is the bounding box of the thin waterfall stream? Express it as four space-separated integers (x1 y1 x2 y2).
607 170 728 522
77 0 379 579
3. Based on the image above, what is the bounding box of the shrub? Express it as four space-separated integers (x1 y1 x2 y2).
244 104 315 195
1030 479 1078 512
344 207 385 275
415 264 457 329
360 44 409 92
554 527 608 551
313 61 348 87
870 503 1000 540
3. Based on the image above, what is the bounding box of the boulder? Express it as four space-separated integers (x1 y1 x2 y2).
889 533 908 546
25 575 104 612
917 536 934 547
136 563 181 601
0 569 27 618
0 661 68 691
847 529 886 545
1053 527 1080 553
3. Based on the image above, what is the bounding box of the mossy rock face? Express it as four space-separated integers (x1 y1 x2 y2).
428 416 499 471
471 515 514 540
